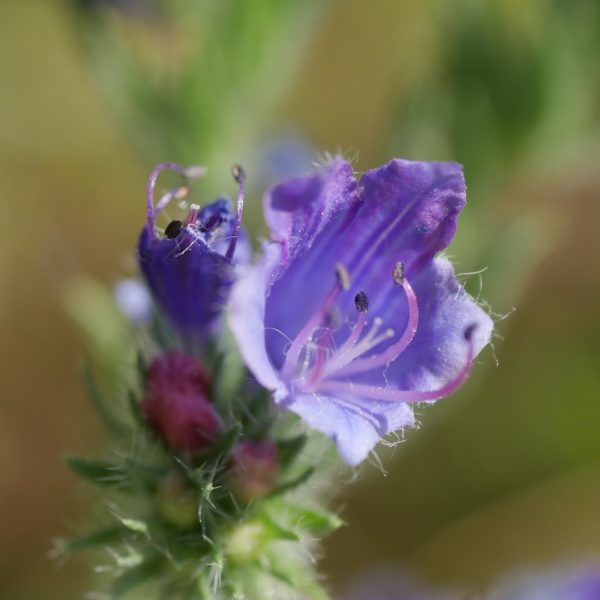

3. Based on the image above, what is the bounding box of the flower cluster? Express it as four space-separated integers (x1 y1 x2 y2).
135 158 491 464
65 156 492 598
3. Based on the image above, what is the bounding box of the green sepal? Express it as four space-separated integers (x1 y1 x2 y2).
260 513 300 542
283 503 344 534
135 349 148 382
116 516 151 538
54 526 127 554
111 553 163 598
210 423 242 460
243 391 275 438
267 467 315 498
212 326 246 412
66 455 165 492
259 554 333 600
127 387 144 427
66 456 127 488
276 434 307 470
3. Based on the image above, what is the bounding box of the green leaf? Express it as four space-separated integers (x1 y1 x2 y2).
261 555 333 600
212 424 242 460
112 554 163 598
127 387 144 427
117 517 150 539
66 455 126 488
260 514 300 542
83 361 130 436
66 455 163 492
284 504 344 534
212 326 247 412
135 349 148 381
267 467 315 498
276 434 307 469
54 527 127 554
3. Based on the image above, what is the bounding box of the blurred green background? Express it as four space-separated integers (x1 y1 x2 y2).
1 1 599 598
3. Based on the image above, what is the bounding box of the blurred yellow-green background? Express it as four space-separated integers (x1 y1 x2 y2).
1 1 599 598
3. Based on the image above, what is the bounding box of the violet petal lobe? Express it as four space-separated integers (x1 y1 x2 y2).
138 223 232 338
264 157 358 268
284 393 416 465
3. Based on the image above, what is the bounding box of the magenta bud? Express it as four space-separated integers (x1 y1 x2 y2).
229 440 279 501
142 350 220 453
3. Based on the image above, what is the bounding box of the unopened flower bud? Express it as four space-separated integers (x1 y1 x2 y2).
142 350 220 453
229 440 278 501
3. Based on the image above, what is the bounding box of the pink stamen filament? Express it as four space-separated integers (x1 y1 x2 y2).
281 287 340 379
304 328 334 388
316 337 475 404
329 311 367 360
146 162 206 236
322 317 390 376
283 275 419 388
328 278 419 378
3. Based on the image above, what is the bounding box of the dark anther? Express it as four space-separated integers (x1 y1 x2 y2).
464 323 477 341
393 261 405 285
165 220 183 239
354 291 369 313
335 263 351 291
231 164 246 184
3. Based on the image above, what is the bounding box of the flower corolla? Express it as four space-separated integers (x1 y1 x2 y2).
229 158 493 465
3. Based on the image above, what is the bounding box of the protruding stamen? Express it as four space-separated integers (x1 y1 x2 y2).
304 328 334 388
322 317 390 376
231 164 245 184
165 220 183 239
281 261 350 378
198 213 224 233
146 162 206 237
393 261 404 285
327 311 367 366
464 323 476 341
318 325 477 403
354 291 369 313
281 286 339 378
225 164 246 262
335 263 351 291
154 185 190 220
332 276 419 378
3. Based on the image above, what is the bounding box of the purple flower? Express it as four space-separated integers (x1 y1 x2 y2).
138 162 249 346
229 158 493 465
